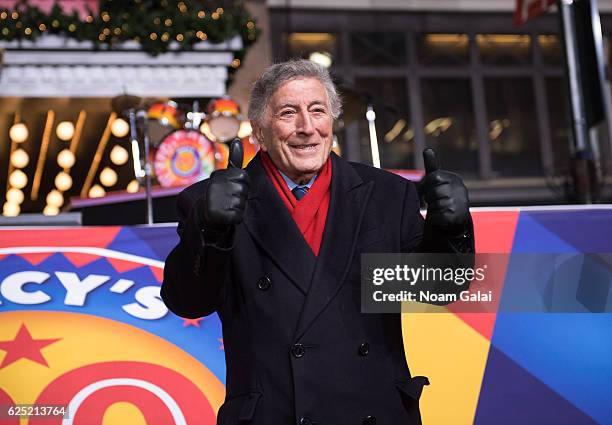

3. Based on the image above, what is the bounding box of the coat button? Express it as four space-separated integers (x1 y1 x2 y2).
291 343 306 358
299 417 313 425
257 276 271 291
362 415 376 425
358 342 370 356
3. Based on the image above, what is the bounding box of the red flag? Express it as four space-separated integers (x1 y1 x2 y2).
514 0 556 26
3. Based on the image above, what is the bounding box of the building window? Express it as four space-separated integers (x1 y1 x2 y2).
477 34 532 65
421 79 478 178
485 78 542 177
350 32 406 66
284 32 339 66
546 78 572 173
270 10 575 192
353 77 413 168
539 34 564 65
416 34 470 66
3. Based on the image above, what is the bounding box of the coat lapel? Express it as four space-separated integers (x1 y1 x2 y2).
294 153 374 340
242 154 316 295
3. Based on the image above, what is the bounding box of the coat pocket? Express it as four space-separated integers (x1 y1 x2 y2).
217 392 262 425
395 376 429 425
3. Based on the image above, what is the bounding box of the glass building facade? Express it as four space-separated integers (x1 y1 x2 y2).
269 9 612 205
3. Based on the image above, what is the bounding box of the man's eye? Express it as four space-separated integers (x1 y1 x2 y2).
280 110 295 117
311 108 327 114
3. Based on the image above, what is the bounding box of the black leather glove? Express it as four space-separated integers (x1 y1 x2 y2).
198 139 249 240
418 148 469 233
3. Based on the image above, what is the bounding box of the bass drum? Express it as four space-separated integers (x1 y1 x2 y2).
153 129 216 187
205 97 242 142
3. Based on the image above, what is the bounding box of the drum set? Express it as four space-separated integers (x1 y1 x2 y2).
113 95 259 224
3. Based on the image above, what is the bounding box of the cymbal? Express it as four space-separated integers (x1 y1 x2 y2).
111 94 143 113
141 98 193 112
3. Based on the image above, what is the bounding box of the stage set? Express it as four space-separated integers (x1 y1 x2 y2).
1 206 611 425
1 1 612 424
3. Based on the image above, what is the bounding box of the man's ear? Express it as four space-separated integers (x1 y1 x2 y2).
251 124 267 151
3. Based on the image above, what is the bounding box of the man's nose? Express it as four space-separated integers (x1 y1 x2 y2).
295 109 315 135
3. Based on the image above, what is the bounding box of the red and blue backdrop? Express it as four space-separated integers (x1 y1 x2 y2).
0 207 610 424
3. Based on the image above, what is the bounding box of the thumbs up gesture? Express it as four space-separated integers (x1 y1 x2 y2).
418 148 469 230
200 138 250 229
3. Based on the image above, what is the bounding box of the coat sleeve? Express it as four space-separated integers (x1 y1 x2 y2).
399 181 425 252
161 180 232 319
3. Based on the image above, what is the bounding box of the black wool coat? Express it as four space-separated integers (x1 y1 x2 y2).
162 153 464 425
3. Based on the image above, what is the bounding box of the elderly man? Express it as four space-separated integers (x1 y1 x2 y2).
162 59 473 425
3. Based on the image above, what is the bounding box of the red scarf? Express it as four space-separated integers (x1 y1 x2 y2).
261 152 332 256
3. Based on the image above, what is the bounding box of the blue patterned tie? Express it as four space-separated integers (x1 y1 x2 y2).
291 186 309 201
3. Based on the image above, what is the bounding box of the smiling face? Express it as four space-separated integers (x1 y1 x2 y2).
255 77 333 185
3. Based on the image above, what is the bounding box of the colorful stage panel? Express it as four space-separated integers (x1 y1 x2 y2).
0 207 611 424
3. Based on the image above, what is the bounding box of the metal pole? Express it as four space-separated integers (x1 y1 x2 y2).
589 0 606 193
142 118 154 225
559 0 589 152
366 104 381 168
558 0 593 203
128 108 145 180
135 111 154 225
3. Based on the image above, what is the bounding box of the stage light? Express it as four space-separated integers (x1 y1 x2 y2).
88 184 106 198
100 167 118 187
56 121 75 141
46 189 64 207
3 202 20 217
111 118 129 138
309 51 332 68
57 149 76 168
6 188 24 204
126 179 139 193
55 171 73 191
10 148 29 168
9 169 28 189
43 205 59 216
110 145 129 165
9 122 28 143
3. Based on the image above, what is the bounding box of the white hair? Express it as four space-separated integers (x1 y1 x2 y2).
247 59 342 126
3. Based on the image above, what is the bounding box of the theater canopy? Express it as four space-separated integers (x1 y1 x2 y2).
0 34 240 97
